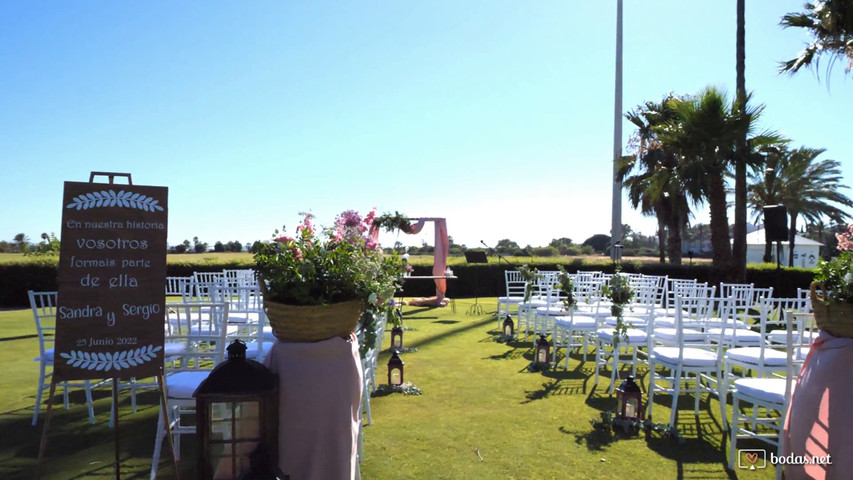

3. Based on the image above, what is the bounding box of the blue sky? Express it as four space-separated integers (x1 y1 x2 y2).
2 1 851 250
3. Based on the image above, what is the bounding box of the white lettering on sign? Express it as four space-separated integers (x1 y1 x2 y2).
122 303 161 320
59 305 104 319
75 238 148 250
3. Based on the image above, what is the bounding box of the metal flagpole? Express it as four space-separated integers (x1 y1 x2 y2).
610 0 624 261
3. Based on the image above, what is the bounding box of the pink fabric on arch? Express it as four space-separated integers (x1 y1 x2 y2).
432 219 448 303
782 331 853 479
370 217 449 304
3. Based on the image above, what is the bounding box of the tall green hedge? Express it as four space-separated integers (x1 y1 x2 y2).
0 261 816 308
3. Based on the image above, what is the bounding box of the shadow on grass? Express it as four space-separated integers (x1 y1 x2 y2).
404 315 497 352
0 334 39 342
521 367 592 403
432 320 460 325
567 425 618 451
0 389 187 480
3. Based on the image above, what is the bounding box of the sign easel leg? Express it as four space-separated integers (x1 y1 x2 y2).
35 377 58 480
113 378 121 480
158 374 180 480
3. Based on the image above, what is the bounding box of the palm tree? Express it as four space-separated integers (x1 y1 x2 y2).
618 96 692 264
781 148 852 266
656 88 780 277
748 146 853 266
13 233 29 253
780 1 853 79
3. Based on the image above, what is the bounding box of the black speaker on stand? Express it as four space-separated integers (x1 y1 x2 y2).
464 251 488 315
764 204 788 272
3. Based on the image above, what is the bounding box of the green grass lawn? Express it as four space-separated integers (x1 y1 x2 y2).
0 299 772 479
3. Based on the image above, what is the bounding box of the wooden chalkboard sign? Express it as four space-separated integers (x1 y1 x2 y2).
55 174 168 381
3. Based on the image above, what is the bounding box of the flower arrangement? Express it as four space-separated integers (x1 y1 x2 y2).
601 268 634 345
814 225 853 305
518 264 541 302
555 265 577 311
252 210 403 315
602 269 634 312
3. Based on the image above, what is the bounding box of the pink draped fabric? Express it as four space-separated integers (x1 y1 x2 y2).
370 217 449 304
263 334 362 480
782 331 853 479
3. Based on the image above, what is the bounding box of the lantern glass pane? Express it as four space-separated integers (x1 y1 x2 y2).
390 368 402 385
208 401 262 479
537 348 547 363
626 398 638 418
504 324 512 336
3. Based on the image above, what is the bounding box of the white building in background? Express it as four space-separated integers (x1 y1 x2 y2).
743 228 822 268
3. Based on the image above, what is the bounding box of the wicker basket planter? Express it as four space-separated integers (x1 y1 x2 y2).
264 298 363 343
810 282 853 338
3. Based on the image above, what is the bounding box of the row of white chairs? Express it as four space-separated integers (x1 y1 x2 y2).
496 270 815 477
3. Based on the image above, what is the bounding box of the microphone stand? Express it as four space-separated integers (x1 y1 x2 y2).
481 240 512 267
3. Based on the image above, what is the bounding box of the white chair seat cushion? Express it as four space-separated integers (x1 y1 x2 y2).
624 305 654 317
165 371 210 399
706 327 763 345
226 312 261 324
498 296 525 305
733 377 789 404
604 316 647 328
725 347 787 366
573 304 599 315
164 342 187 357
535 306 569 316
596 328 648 345
653 315 705 329
705 318 751 330
38 347 56 363
766 330 819 345
553 316 597 330
652 346 718 367
653 328 705 343
520 299 549 309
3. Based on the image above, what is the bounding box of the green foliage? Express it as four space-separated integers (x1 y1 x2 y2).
372 211 413 233
813 226 853 303
582 234 611 253
555 265 576 310
530 246 557 257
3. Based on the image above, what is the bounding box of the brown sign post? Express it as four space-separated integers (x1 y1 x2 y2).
39 172 170 479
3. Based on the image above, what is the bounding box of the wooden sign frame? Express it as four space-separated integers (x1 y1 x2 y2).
37 172 177 479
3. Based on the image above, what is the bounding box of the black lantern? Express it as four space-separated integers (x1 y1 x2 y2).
387 350 404 386
615 375 644 423
535 334 550 368
502 315 514 338
390 325 404 351
195 340 282 480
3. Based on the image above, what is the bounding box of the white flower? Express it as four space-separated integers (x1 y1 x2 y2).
844 272 853 285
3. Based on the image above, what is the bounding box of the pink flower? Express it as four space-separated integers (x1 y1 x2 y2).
275 235 294 245
837 232 853 251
